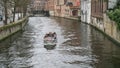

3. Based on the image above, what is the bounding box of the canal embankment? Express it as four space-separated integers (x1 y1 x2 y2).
63 16 80 21
0 16 28 41
51 15 80 21
90 14 120 45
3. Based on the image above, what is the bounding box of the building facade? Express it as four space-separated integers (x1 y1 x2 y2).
46 0 80 18
68 0 80 17
45 0 55 16
31 0 46 14
55 0 65 17
91 0 107 31
81 0 91 23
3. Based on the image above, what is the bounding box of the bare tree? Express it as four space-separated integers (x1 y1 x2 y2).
10 0 25 22
15 0 30 18
11 0 18 22
0 0 30 25
1 0 10 25
21 0 30 17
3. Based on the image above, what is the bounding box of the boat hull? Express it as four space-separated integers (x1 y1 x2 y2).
44 43 56 50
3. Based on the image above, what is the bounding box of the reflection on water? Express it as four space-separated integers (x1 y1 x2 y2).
0 17 120 68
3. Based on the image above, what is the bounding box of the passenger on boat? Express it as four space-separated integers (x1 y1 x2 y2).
44 32 52 41
53 32 57 39
44 32 57 42
44 34 49 41
52 32 57 42
49 32 53 37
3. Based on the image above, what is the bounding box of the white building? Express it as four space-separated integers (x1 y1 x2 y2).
81 0 91 24
108 0 117 9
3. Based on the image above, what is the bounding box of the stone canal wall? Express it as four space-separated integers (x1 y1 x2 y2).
0 17 28 41
104 14 120 44
90 14 120 44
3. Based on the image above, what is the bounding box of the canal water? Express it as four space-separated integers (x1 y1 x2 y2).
0 17 120 68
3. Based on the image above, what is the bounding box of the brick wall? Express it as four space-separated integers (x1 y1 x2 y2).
91 0 107 19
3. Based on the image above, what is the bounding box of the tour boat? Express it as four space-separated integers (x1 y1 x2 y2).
43 33 57 50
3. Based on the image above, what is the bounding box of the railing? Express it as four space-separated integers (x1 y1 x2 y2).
0 16 28 41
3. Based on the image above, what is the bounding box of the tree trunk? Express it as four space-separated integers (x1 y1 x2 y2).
23 6 27 17
13 5 16 22
18 8 20 20
20 7 23 18
4 3 7 25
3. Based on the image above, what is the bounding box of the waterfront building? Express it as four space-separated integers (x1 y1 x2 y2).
81 0 91 23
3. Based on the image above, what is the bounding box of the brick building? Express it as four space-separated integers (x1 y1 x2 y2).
45 0 80 17
69 0 80 17
31 0 46 14
55 0 65 17
45 0 55 16
91 0 107 30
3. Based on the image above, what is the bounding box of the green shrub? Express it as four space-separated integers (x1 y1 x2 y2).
107 7 120 29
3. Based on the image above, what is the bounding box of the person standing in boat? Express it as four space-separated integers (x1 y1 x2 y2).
53 32 57 42
53 32 56 38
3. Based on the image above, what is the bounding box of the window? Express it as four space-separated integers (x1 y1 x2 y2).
94 1 96 13
57 0 59 5
101 0 103 13
64 0 67 4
